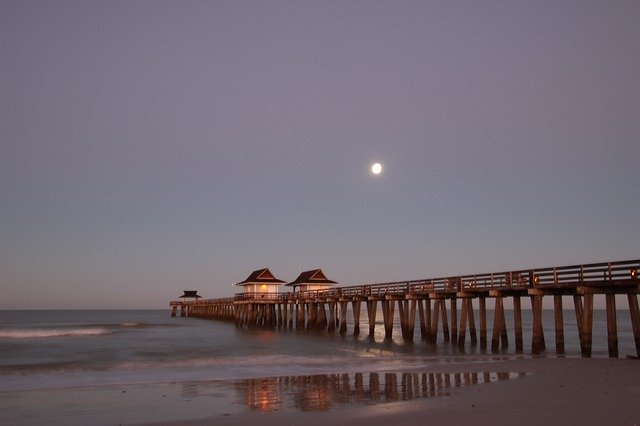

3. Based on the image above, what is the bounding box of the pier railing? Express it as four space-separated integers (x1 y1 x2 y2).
174 259 639 307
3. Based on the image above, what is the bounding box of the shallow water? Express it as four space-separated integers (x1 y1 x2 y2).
0 309 635 392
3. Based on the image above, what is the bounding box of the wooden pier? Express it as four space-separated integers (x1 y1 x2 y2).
170 259 640 358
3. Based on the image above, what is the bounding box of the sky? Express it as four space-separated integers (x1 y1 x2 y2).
1 0 638 309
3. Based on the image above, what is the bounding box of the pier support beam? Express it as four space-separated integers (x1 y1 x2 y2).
513 296 523 353
605 294 618 358
327 302 336 332
440 300 450 342
628 293 640 357
352 300 362 336
339 301 349 334
479 297 487 349
491 296 507 352
450 299 458 344
366 300 377 336
318 302 328 331
382 299 395 339
554 295 565 355
531 294 545 354
430 299 440 343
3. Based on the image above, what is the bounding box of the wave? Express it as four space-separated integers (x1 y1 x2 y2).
1 354 359 377
0 322 180 339
0 328 112 339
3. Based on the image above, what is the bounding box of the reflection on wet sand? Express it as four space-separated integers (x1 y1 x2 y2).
235 371 525 412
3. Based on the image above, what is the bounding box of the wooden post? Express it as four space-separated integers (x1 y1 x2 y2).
467 298 477 344
450 298 458 344
289 302 295 329
479 297 487 349
581 293 594 357
296 302 305 330
553 295 565 355
513 296 523 353
277 303 283 327
605 294 618 358
305 303 315 331
318 302 327 331
440 299 450 342
398 300 407 339
353 300 361 336
573 294 584 350
408 299 417 342
425 298 432 341
418 299 428 339
171 305 177 317
431 299 440 343
628 293 640 357
531 295 544 354
491 297 502 353
382 299 395 339
457 298 468 346
366 300 377 336
328 302 336 332
339 301 348 334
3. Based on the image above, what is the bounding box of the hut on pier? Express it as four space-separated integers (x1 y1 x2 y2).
179 290 202 301
236 268 285 298
286 269 338 293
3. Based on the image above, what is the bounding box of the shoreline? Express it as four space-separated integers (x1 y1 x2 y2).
2 357 639 425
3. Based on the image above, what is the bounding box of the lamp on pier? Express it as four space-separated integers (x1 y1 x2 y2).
632 269 638 279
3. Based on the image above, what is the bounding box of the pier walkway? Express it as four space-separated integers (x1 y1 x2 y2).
170 259 640 358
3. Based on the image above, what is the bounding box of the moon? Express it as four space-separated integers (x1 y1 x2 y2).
371 162 382 175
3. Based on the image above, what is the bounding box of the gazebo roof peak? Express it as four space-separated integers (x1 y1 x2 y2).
179 290 202 299
236 268 286 286
286 269 338 286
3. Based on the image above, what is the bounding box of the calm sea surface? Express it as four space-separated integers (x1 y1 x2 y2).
0 309 636 392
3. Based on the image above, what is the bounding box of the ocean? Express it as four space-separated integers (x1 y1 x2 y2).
0 308 636 395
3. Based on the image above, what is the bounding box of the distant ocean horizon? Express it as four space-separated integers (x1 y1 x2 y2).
0 309 636 393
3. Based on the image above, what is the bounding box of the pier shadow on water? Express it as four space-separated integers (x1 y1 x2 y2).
231 371 525 413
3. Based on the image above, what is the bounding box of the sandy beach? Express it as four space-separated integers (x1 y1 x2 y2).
2 356 638 426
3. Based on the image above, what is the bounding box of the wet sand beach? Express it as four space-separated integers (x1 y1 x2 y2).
2 357 638 426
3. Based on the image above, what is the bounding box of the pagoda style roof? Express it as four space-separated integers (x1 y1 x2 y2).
179 290 202 299
236 268 286 286
286 269 338 287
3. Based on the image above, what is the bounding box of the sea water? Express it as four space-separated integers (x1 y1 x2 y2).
0 309 636 393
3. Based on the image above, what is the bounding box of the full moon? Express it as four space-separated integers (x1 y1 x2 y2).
371 162 383 175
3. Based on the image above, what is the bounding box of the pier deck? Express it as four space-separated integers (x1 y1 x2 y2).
170 259 640 358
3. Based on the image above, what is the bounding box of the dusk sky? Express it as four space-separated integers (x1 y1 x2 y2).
1 0 638 309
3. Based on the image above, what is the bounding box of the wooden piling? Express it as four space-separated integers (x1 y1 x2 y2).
417 299 428 339
479 297 487 349
628 293 640 357
581 293 594 358
339 301 348 334
450 298 458 344
605 294 618 358
440 299 450 342
328 302 336 332
457 298 468 346
353 300 361 336
366 300 377 336
553 295 565 355
431 299 440 343
491 297 503 352
531 295 544 354
382 299 395 339
318 302 327 331
513 296 523 353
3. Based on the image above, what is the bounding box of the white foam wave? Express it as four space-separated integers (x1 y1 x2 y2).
0 328 112 339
